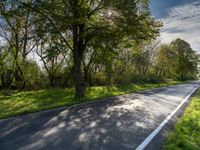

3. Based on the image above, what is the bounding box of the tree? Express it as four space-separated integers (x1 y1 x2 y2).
155 39 199 81
36 35 68 87
171 38 199 80
16 0 161 97
155 44 177 79
0 0 38 89
0 45 12 89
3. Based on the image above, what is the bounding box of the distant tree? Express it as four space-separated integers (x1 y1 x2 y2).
171 38 199 80
155 44 177 79
36 36 68 87
0 0 39 89
0 46 12 89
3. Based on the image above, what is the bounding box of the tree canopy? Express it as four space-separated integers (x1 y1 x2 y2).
0 0 199 97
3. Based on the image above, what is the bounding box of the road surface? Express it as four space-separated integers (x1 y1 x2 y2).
0 81 199 150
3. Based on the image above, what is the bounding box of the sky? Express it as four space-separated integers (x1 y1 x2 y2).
150 0 200 52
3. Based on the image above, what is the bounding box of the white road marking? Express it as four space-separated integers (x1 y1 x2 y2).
135 83 200 150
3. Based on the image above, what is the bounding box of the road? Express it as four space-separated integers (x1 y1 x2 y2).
0 81 199 150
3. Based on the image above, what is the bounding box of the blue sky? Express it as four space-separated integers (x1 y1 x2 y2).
150 0 200 51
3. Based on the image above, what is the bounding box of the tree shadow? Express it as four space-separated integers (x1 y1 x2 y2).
0 82 198 150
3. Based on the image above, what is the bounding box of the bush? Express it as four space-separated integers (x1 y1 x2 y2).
131 73 163 84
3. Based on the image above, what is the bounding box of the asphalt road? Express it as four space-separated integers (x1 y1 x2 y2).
0 81 199 150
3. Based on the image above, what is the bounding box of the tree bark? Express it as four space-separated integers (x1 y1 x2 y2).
71 0 86 97
72 24 85 97
72 55 84 97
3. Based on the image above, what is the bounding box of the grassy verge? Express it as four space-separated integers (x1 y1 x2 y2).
163 89 200 150
0 81 181 119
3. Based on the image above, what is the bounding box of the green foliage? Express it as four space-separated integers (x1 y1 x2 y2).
171 38 199 81
155 44 177 78
163 89 200 150
20 0 161 96
155 39 199 81
0 80 181 119
0 1 199 98
21 61 42 89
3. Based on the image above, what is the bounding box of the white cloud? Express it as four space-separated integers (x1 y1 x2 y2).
159 1 200 52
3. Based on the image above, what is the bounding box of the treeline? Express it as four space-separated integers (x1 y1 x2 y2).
0 1 199 97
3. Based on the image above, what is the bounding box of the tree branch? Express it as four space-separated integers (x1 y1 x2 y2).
16 0 73 51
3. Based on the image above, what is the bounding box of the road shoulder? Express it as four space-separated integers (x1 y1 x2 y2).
145 88 199 150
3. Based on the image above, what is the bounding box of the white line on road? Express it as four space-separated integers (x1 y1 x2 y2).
135 83 200 150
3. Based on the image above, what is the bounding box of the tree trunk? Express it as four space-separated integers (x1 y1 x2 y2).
73 55 84 97
71 0 86 97
72 24 85 97
83 68 88 84
88 71 93 86
49 75 55 87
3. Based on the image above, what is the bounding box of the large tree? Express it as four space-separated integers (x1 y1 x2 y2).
15 0 161 97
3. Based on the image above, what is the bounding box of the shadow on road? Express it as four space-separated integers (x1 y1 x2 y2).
0 82 197 150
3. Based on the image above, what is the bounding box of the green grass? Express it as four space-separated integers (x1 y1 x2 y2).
0 81 181 119
163 89 200 150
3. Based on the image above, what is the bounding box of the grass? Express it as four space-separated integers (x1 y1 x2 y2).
163 89 200 150
0 81 181 119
